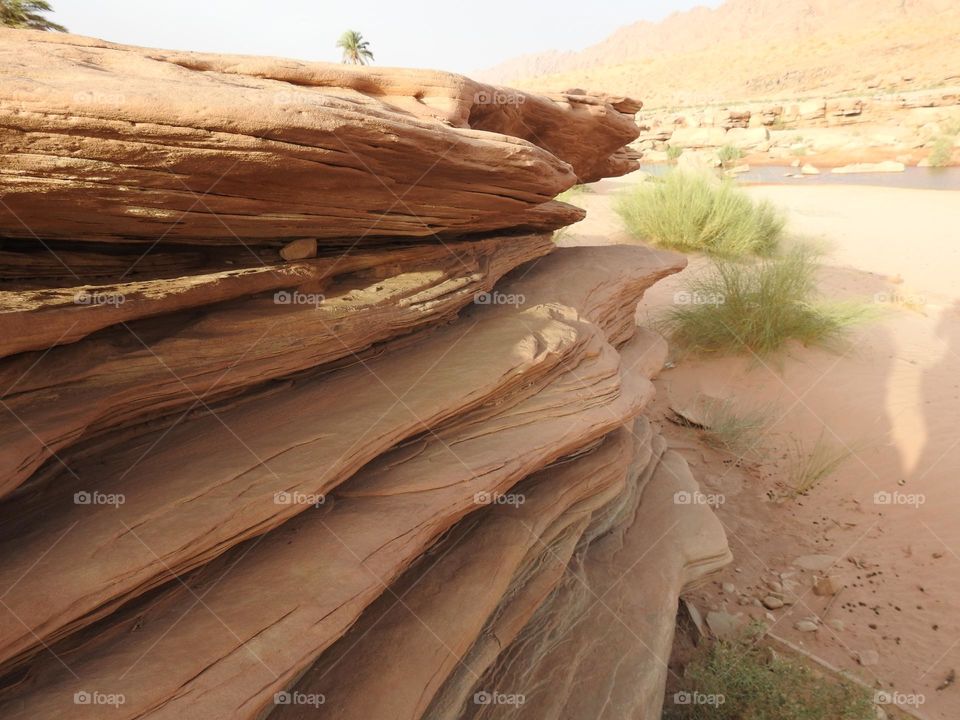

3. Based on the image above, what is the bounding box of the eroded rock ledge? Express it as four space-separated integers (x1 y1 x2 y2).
0 31 725 720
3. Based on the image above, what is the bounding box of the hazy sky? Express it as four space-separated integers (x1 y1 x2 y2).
52 0 722 73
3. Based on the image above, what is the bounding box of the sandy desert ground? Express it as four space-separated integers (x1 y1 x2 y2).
560 175 960 719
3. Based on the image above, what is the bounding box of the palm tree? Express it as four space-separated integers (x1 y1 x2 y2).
336 30 374 65
0 0 66 31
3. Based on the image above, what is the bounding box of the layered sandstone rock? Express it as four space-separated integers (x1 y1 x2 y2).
0 31 726 720
0 29 639 246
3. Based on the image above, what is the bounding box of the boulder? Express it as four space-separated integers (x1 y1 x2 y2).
669 126 728 148
726 126 770 149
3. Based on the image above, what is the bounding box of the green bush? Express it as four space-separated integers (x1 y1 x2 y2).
661 245 869 356
616 170 784 257
664 630 875 720
928 136 954 168
786 433 854 497
698 398 776 458
667 145 684 161
717 144 743 166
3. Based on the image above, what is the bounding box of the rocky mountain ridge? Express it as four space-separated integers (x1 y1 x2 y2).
479 0 960 107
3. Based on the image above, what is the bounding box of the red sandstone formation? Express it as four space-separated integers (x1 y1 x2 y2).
0 29 727 720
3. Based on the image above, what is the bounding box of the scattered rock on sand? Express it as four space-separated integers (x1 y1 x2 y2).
856 649 881 666
762 595 785 610
707 611 746 640
279 238 318 261
813 576 841 596
795 619 819 632
801 163 820 175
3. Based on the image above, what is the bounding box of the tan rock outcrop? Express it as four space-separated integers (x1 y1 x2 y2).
0 29 639 245
0 31 727 720
0 235 552 498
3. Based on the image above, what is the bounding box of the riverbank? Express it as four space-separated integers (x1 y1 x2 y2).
560 175 960 720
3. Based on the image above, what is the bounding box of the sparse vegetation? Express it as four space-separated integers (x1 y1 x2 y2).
616 170 784 257
667 144 684 162
717 144 743 167
336 30 374 65
0 0 65 31
786 433 854 496
941 118 960 137
664 626 875 720
928 136 954 168
698 398 776 458
661 246 870 357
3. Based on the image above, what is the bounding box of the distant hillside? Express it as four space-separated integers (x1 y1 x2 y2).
479 0 960 107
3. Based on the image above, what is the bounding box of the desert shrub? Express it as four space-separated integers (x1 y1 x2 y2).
616 170 784 257
664 629 874 720
928 136 954 168
698 398 776 457
667 144 684 161
786 433 854 496
661 245 869 356
717 144 743 166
